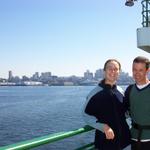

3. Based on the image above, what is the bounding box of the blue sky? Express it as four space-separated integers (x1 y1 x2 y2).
0 0 149 78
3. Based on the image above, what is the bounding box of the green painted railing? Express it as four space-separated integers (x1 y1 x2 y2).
0 125 95 150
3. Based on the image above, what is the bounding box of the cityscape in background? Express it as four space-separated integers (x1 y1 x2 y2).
0 68 143 86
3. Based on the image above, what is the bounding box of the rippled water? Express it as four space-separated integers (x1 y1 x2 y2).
0 86 95 150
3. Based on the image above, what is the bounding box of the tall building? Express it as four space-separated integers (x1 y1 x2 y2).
40 72 52 81
94 69 103 79
32 72 39 81
84 70 93 80
8 71 13 81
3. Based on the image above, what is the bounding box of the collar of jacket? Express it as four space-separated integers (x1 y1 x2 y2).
98 79 117 90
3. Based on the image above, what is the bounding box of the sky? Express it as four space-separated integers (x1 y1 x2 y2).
0 0 149 78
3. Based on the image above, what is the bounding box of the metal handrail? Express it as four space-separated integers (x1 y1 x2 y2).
0 125 95 150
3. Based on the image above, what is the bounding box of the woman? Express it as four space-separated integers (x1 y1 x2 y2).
83 59 131 150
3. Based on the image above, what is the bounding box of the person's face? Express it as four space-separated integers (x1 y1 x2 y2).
104 61 120 84
132 62 148 85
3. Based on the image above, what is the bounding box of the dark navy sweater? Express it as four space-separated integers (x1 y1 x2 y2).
84 80 131 150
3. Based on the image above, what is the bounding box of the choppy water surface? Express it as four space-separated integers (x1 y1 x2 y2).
0 86 95 150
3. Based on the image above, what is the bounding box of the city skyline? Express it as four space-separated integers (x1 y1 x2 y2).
1 68 130 79
1 68 134 86
0 0 149 78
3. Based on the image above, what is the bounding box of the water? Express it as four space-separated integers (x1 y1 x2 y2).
0 85 128 150
0 86 95 150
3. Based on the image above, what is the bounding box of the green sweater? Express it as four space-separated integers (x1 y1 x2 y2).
130 84 150 140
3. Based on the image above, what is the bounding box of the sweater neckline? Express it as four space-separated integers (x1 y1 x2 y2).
99 79 116 90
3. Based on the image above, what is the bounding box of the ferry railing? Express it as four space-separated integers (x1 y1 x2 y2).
0 125 95 150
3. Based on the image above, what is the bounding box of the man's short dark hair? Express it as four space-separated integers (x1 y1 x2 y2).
133 56 150 70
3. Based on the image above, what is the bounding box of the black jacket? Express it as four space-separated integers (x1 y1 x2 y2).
85 80 131 150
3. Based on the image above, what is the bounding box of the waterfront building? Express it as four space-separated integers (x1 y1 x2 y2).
8 70 13 81
94 69 103 80
40 72 51 79
23 81 43 86
84 70 93 80
32 72 39 81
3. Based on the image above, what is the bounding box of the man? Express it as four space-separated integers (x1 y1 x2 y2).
124 56 150 150
83 59 131 150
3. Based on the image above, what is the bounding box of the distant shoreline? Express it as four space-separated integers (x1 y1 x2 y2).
0 83 131 87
